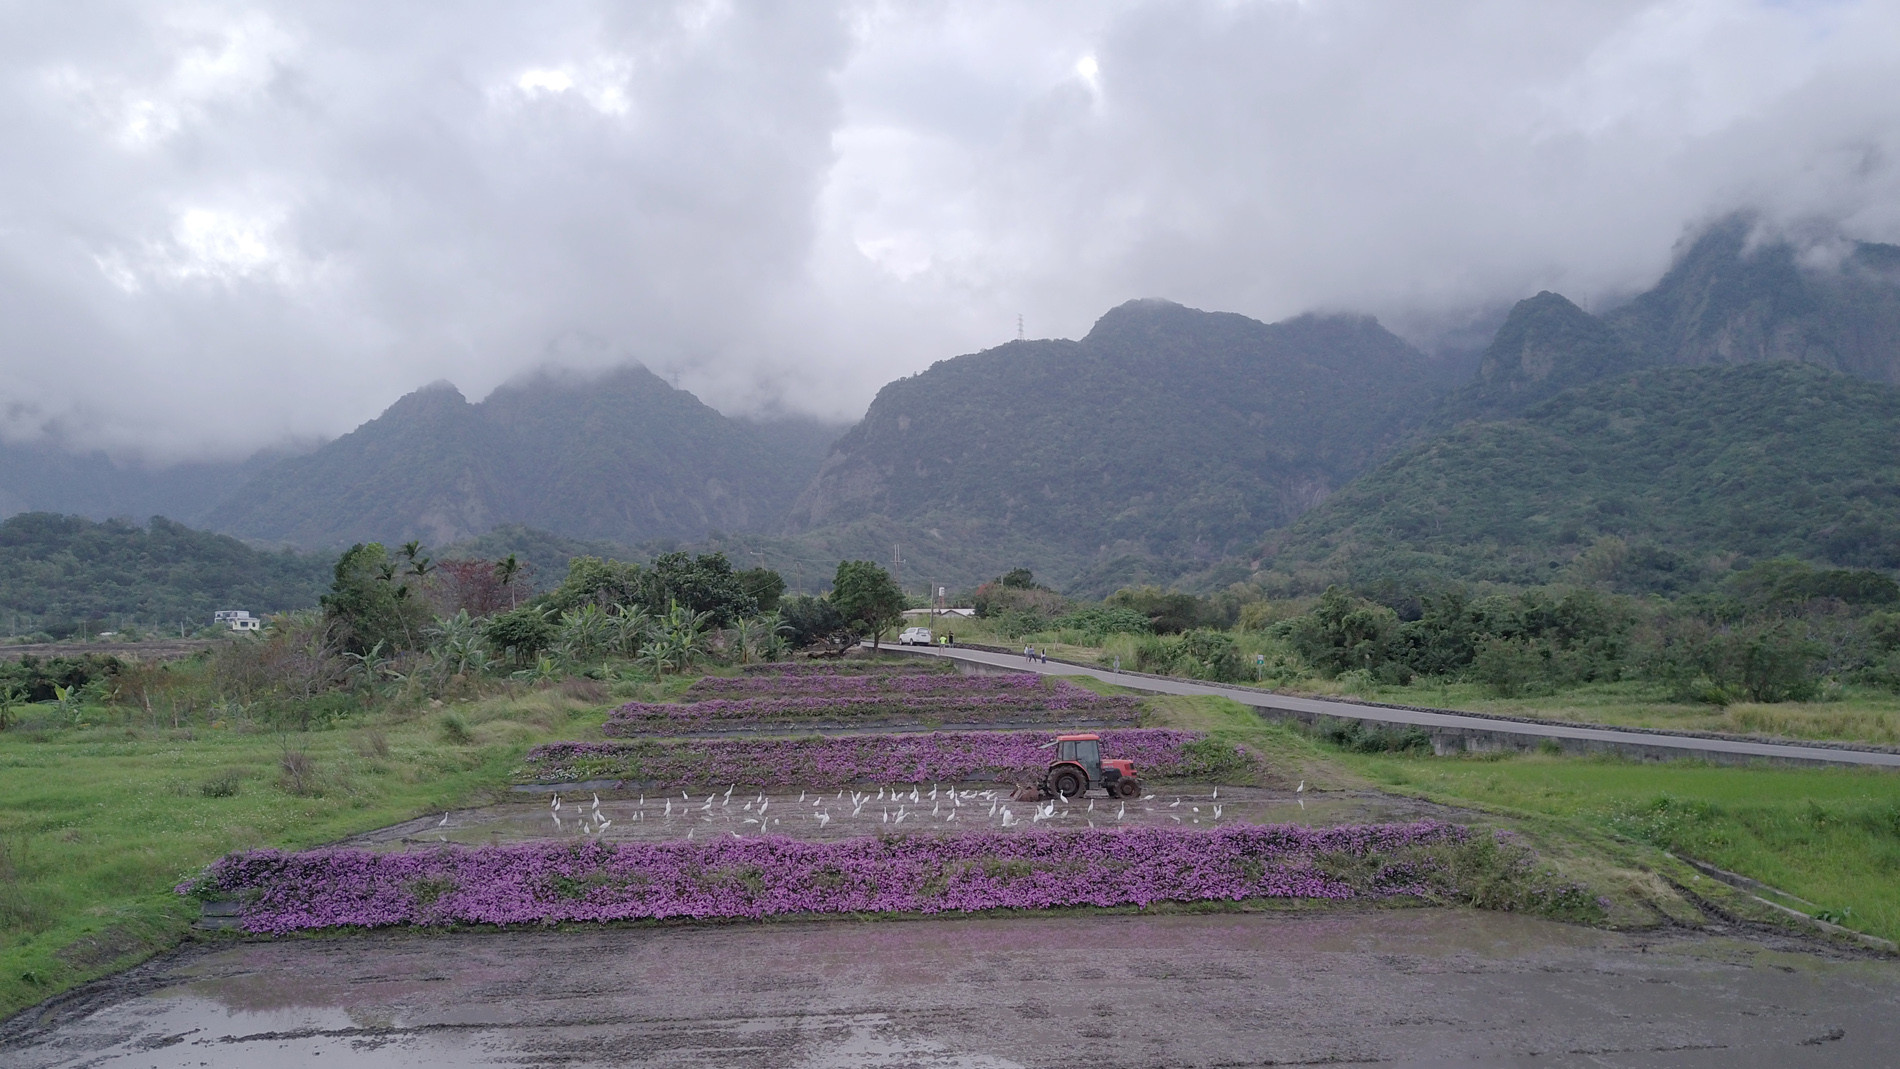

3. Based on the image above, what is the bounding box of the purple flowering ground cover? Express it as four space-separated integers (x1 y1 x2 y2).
735 660 952 676
687 670 1005 698
522 729 1233 787
181 821 1468 933
608 674 1140 734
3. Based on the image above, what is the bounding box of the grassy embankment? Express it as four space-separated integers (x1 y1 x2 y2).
931 613 1900 746
7 663 1899 1023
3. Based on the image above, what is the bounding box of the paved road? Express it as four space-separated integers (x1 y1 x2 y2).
888 643 1900 770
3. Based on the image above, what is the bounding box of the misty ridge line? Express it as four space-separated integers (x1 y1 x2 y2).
5 210 1900 599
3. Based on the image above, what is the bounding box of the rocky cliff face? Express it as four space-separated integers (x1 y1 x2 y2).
1608 216 1900 382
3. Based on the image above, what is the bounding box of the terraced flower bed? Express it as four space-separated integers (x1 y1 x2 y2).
180 821 1469 933
606 674 1140 735
686 669 1057 699
735 660 953 676
522 729 1250 787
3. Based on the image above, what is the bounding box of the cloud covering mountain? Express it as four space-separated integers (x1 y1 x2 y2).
5 0 1900 462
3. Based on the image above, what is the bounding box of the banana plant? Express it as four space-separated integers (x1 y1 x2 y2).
556 604 614 664
0 683 24 730
610 604 655 660
652 602 713 674
52 683 83 722
427 611 492 676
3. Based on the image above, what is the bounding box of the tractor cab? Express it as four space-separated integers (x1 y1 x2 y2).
1044 733 1142 799
1054 735 1101 769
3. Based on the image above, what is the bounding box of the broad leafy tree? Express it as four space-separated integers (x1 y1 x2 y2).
830 560 905 649
322 543 432 654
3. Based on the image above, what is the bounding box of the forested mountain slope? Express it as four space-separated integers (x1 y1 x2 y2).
1430 291 1649 426
787 299 1460 588
208 367 841 549
1258 362 1900 593
0 514 330 635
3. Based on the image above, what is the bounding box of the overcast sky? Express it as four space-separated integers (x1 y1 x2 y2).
4 0 1899 462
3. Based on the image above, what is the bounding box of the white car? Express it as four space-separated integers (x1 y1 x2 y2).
897 626 934 645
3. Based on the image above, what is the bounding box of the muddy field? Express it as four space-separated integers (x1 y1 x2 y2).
338 785 1466 849
6 910 1897 1067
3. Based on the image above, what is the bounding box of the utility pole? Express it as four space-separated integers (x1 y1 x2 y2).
892 542 904 595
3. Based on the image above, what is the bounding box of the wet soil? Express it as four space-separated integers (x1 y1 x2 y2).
337 786 1463 849
6 910 1896 1067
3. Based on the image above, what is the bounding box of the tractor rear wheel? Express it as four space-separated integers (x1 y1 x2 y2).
1050 768 1085 799
1116 780 1142 799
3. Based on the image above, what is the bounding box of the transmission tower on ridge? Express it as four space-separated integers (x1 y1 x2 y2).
1017 314 1024 341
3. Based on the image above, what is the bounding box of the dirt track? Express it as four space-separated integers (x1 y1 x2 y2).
6 910 1897 1067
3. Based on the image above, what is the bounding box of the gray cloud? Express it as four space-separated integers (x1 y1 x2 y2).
3 0 1898 460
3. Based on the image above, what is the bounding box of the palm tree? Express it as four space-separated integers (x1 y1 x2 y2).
496 554 523 608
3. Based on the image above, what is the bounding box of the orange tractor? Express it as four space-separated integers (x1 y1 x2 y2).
1038 733 1142 799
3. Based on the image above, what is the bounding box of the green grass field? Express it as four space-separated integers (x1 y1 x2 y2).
1342 752 1900 940
1128 688 1900 942
0 688 617 1020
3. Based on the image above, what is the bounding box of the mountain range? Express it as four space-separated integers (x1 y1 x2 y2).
6 213 1900 598
204 366 841 548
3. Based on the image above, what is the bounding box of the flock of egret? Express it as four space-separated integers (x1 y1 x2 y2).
500 782 1238 840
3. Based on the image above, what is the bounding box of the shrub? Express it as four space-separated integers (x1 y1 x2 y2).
1173 630 1247 683
439 712 474 744
1734 622 1826 703
484 607 556 665
1316 717 1433 754
278 748 318 796
199 769 244 798
1471 636 1547 697
1051 606 1154 640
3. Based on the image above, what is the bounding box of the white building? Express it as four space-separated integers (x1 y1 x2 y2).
213 610 261 632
